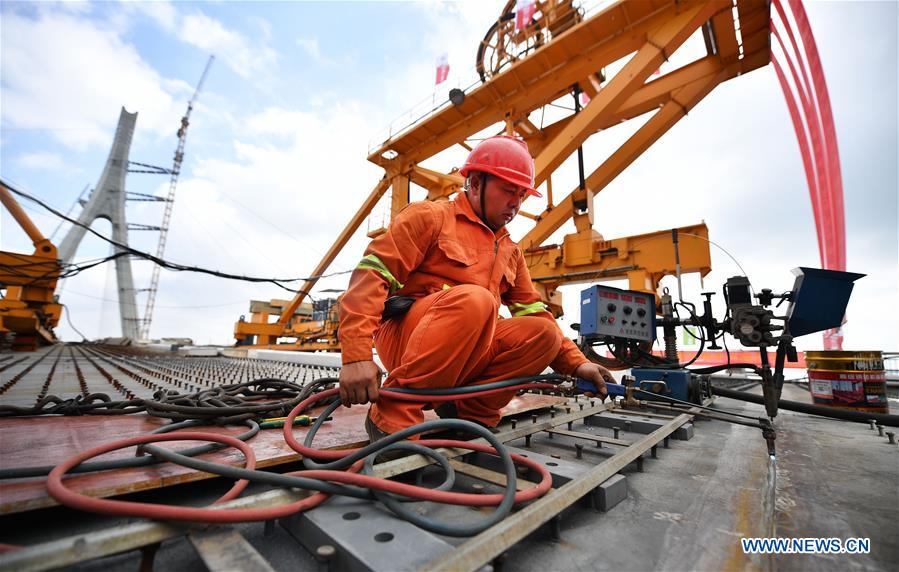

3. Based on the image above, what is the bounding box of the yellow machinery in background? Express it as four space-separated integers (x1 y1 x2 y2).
0 182 62 350
236 298 338 351
234 0 770 349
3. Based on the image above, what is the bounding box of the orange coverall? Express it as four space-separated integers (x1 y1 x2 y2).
339 193 590 433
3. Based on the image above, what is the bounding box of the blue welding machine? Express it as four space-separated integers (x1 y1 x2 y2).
630 368 710 404
579 285 656 343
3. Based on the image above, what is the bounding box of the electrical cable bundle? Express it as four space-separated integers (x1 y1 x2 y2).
0 377 331 420
0 378 339 478
32 376 567 536
1 180 352 294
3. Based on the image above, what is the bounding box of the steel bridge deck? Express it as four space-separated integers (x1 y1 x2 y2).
1 347 896 571
0 345 565 515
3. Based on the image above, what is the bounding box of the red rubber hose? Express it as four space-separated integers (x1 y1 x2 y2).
47 383 558 522
46 432 551 521
281 385 555 502
295 445 552 505
46 431 343 522
282 384 557 461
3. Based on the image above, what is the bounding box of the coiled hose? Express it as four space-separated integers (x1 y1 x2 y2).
44 376 567 536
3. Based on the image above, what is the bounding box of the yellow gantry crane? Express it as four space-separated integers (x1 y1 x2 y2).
0 182 63 350
234 0 770 349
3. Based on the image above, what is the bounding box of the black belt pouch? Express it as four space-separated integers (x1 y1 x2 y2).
381 295 416 321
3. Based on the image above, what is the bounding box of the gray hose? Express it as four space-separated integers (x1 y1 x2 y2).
386 374 565 395
711 386 899 427
144 415 520 537
300 398 520 537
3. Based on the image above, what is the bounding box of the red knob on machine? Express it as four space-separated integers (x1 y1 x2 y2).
608 317 616 324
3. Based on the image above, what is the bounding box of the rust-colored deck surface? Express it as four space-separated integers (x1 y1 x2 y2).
0 394 564 514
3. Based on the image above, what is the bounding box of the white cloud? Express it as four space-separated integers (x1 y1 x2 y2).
38 0 93 16
127 0 177 31
296 36 334 67
16 151 67 171
245 107 310 138
180 100 385 263
178 11 277 78
0 10 183 150
121 1 278 79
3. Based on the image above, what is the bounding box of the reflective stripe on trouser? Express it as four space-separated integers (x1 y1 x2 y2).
369 284 562 434
508 300 547 316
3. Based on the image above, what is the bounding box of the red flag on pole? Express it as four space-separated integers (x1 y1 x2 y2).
435 53 450 85
515 0 537 31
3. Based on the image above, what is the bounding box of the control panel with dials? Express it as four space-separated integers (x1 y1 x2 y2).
579 285 657 343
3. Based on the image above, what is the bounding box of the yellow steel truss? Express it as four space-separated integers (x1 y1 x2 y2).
234 0 770 348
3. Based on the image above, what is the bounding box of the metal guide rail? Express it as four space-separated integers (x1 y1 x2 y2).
0 396 695 572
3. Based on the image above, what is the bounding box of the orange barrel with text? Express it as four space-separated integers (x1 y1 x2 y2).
805 351 888 413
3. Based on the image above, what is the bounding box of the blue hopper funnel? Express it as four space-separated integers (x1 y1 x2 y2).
786 267 865 337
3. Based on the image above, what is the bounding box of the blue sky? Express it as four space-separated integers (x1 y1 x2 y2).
1 1 896 351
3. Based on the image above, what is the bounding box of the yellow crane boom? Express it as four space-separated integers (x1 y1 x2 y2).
233 0 769 349
0 181 63 350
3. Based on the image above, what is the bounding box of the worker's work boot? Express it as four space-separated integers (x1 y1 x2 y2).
364 413 412 462
365 413 391 444
434 401 458 420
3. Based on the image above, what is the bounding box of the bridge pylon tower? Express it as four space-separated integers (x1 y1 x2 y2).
58 107 141 340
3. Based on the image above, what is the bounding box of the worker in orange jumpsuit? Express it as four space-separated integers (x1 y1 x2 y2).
338 135 611 439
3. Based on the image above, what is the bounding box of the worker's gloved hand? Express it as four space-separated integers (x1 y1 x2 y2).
339 360 383 407
572 362 613 400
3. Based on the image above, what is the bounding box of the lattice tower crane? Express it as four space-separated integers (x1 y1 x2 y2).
139 55 214 340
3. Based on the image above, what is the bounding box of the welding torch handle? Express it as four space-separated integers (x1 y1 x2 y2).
576 378 626 397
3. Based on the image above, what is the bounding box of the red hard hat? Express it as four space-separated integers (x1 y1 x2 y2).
460 135 541 198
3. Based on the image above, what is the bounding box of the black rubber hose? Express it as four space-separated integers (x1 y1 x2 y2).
141 439 375 501
711 386 899 427
294 393 522 537
362 442 457 495
691 363 764 376
147 416 520 537
386 374 566 395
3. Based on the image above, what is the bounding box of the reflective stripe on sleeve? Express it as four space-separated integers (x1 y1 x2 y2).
508 301 547 317
356 254 404 293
